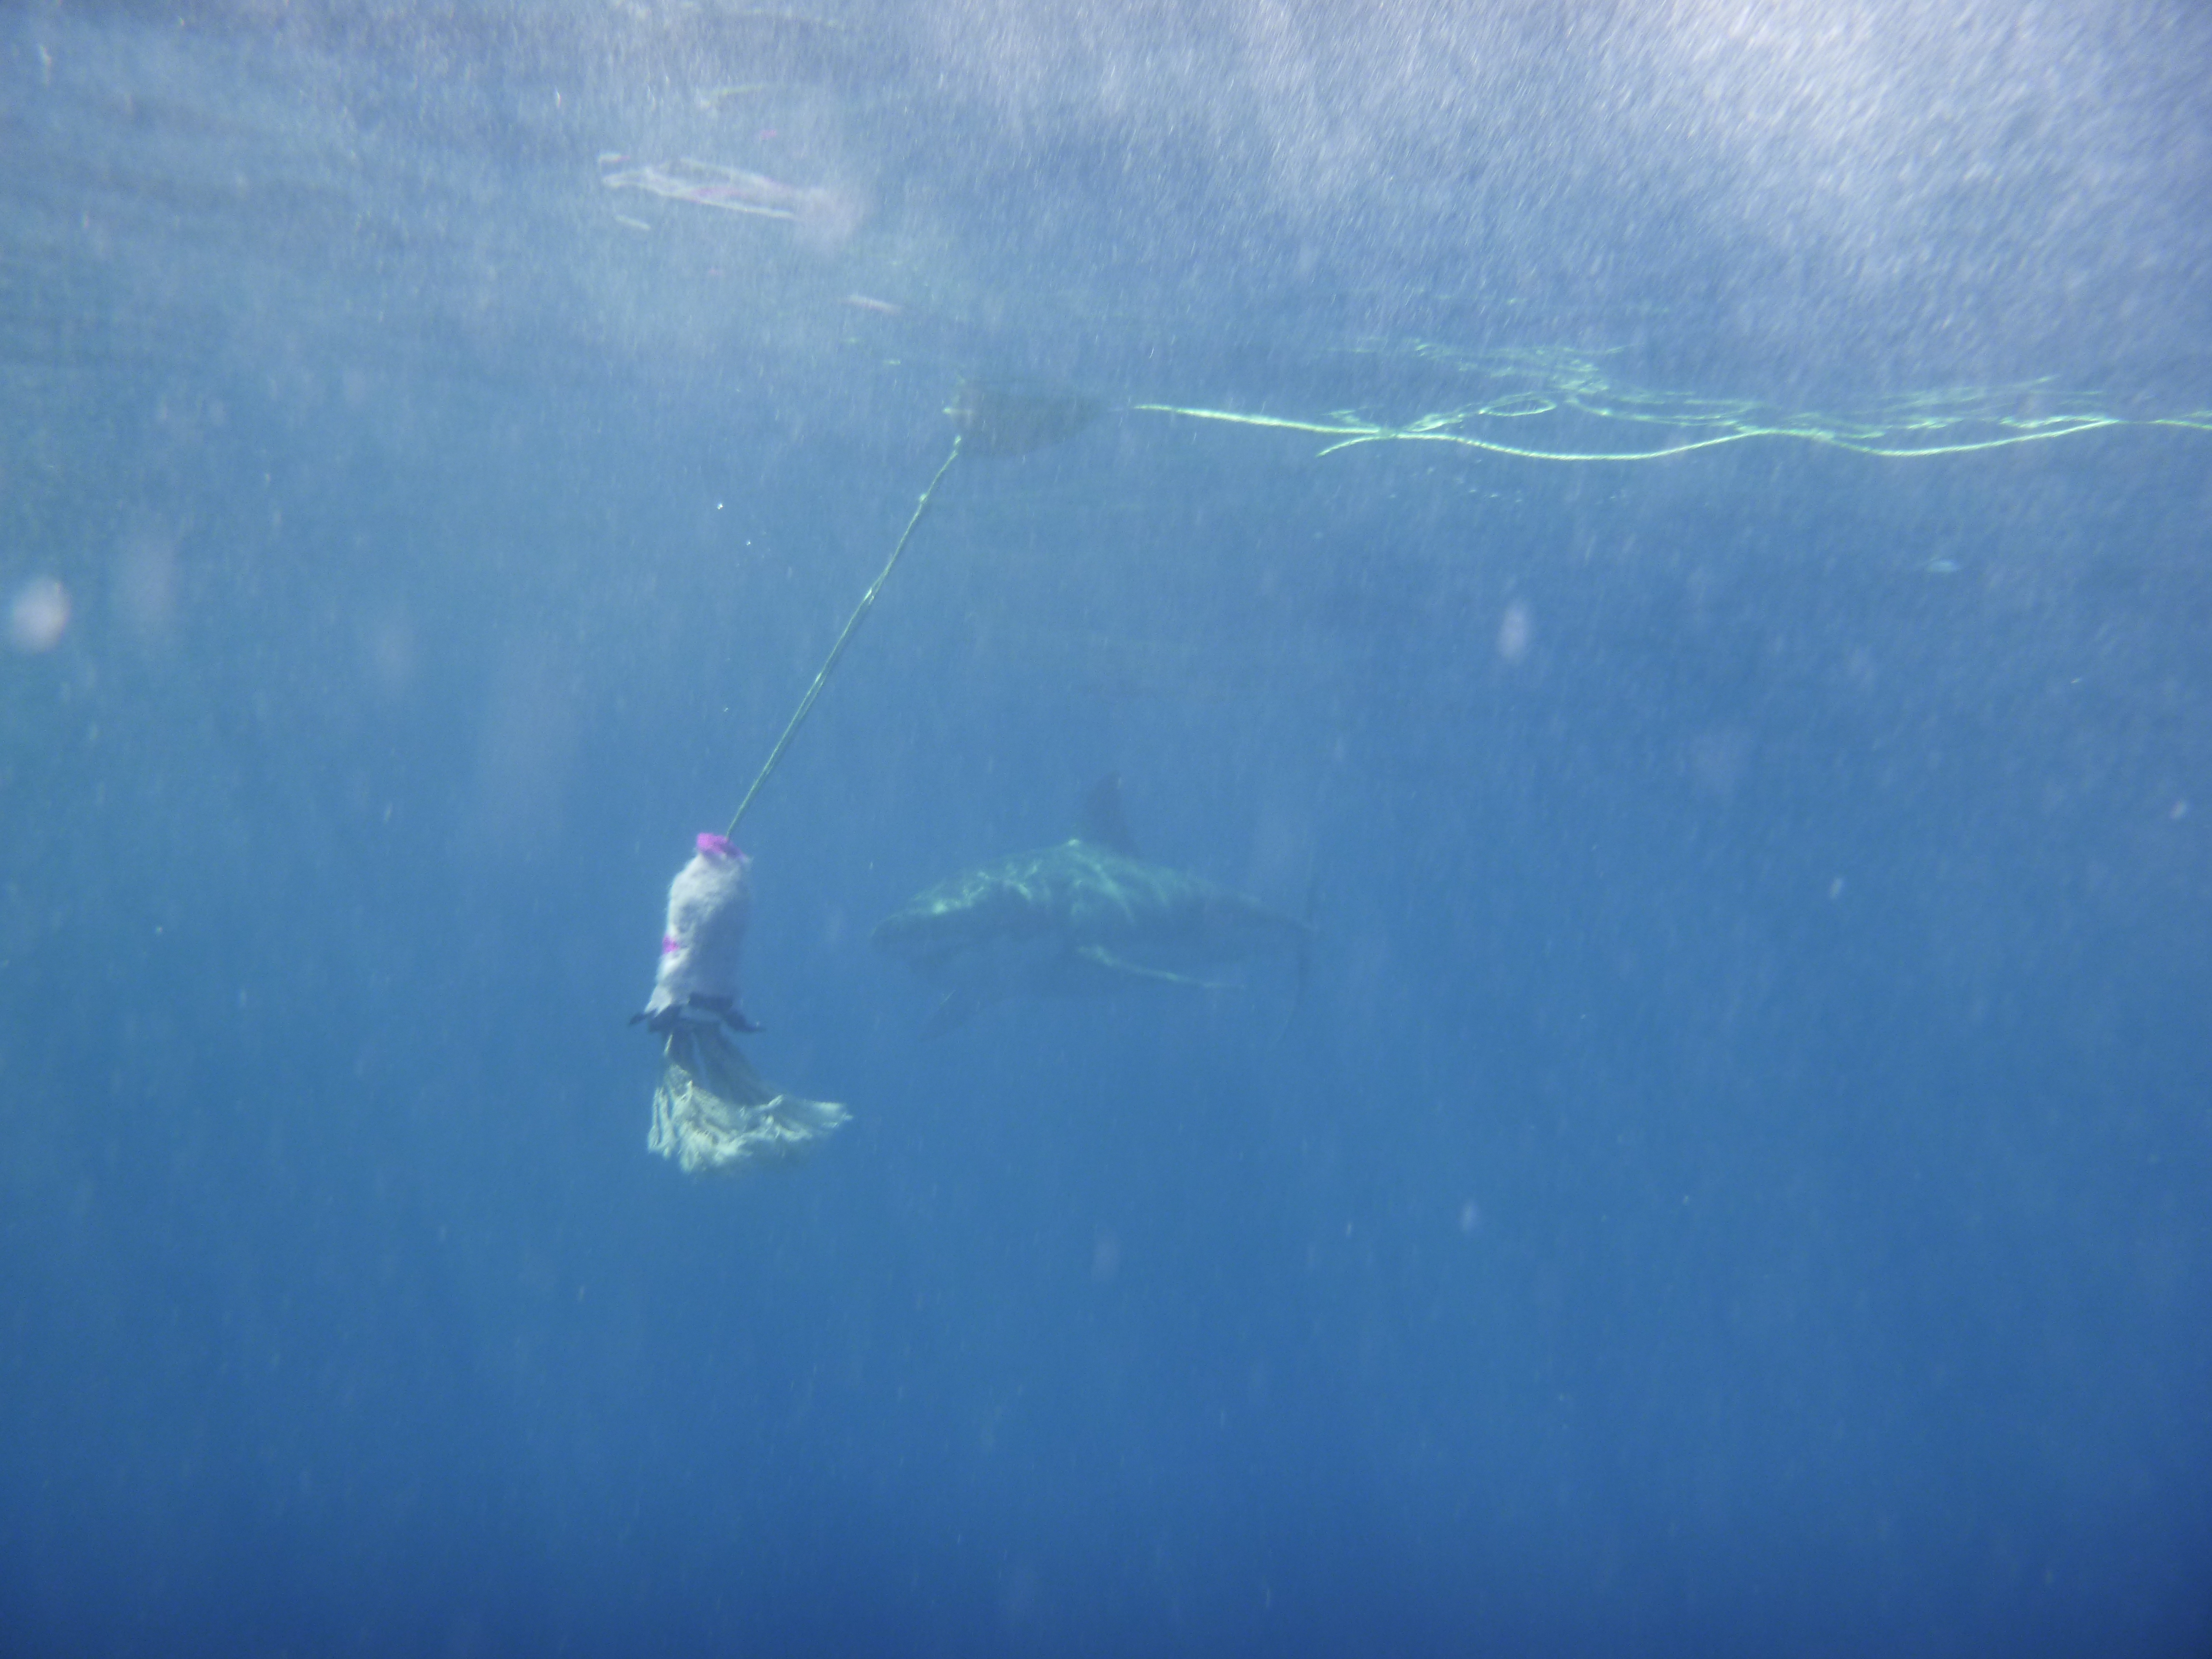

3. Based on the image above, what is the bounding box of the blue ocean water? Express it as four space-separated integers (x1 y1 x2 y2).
3 4 2209 1655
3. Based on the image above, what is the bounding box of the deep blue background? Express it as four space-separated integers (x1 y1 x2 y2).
3 4 2210 1655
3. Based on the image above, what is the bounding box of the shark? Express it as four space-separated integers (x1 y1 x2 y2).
872 775 1310 1035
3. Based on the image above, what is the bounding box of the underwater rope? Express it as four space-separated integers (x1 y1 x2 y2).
722 378 1099 835
727 433 964 836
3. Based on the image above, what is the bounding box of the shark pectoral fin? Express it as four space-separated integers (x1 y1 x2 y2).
1073 945 1234 990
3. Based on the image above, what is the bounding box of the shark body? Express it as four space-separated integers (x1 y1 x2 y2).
873 776 1308 1034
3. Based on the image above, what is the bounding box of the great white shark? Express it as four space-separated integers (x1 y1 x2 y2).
872 776 1310 1034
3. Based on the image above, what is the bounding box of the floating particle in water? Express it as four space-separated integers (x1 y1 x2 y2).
1496 601 1531 662
7 576 69 652
1091 1228 1121 1283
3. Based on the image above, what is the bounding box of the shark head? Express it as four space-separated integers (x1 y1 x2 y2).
871 855 1058 963
869 894 956 961
874 773 1147 969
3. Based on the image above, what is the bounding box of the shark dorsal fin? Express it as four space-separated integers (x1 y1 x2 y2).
1078 773 1139 855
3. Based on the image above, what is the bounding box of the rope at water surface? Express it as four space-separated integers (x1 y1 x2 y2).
1125 349 2211 463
